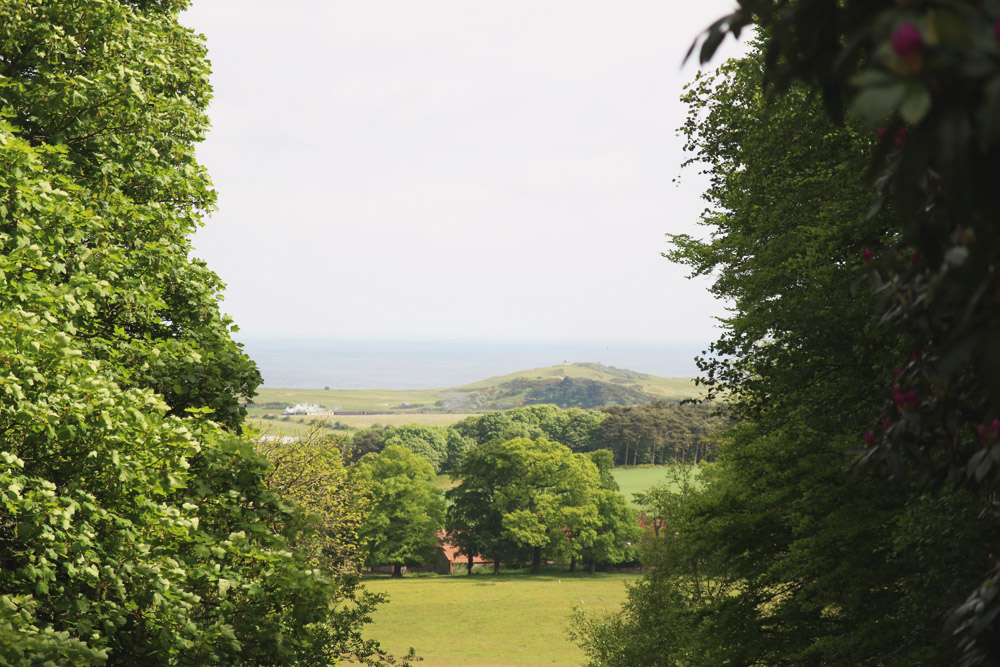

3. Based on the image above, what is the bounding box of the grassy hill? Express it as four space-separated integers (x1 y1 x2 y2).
247 362 699 418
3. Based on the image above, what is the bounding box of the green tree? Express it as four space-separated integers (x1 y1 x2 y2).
354 446 445 578
575 41 999 666
577 451 641 574
0 0 259 431
447 437 606 574
381 425 449 473
255 428 366 573
694 5 1000 657
0 2 397 664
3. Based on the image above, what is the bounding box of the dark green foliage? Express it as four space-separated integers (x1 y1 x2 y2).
443 377 661 411
522 377 655 408
575 36 1000 665
596 401 726 465
691 3 1000 660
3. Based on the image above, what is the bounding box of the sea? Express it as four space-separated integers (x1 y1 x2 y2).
238 338 708 390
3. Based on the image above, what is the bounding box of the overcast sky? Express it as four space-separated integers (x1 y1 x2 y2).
181 1 742 345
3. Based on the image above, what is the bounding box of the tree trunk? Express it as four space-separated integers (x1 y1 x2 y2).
467 552 474 575
569 556 576 573
531 546 542 574
392 564 403 578
587 560 596 574
493 559 501 575
622 441 629 466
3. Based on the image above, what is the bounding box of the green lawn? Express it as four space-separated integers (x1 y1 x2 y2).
612 465 702 506
357 571 639 666
246 413 473 438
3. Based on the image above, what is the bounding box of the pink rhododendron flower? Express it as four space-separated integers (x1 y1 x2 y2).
893 387 920 413
980 419 1000 446
891 22 923 59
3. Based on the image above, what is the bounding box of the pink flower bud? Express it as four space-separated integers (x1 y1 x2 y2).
982 419 1000 446
882 417 893 432
864 430 876 445
862 249 875 266
893 388 920 413
895 128 910 148
891 22 923 59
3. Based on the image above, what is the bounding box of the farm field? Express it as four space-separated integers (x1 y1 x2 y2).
612 464 703 505
246 412 472 437
356 571 640 666
435 466 700 502
246 363 700 417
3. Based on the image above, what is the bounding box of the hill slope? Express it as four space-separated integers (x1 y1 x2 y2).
248 362 699 415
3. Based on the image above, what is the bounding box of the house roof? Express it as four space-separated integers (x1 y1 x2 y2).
436 531 490 564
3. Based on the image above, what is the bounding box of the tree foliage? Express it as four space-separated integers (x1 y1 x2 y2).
690 2 1000 661
446 438 636 574
575 36 1000 665
353 446 445 577
0 2 394 664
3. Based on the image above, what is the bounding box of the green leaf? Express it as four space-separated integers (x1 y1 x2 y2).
900 83 932 125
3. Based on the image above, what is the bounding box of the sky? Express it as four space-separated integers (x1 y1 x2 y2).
181 1 743 345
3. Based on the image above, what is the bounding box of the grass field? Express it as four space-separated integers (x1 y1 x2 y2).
433 466 698 505
356 571 639 666
246 412 472 437
612 465 702 505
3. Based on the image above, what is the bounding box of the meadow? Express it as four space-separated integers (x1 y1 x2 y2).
247 412 471 436
434 465 701 502
611 464 702 505
357 570 640 666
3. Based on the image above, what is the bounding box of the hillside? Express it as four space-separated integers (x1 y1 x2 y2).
247 362 699 416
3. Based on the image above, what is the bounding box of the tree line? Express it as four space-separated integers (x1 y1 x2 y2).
342 436 642 579
340 401 726 473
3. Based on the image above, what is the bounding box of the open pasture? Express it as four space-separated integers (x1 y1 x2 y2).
612 465 703 506
358 571 639 666
246 413 473 437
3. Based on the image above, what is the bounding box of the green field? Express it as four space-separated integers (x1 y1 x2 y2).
357 571 639 666
434 465 697 506
612 465 702 506
246 412 472 437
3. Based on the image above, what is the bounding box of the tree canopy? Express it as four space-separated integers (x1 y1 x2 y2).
446 437 637 575
575 32 1000 665
0 2 395 664
353 446 445 578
